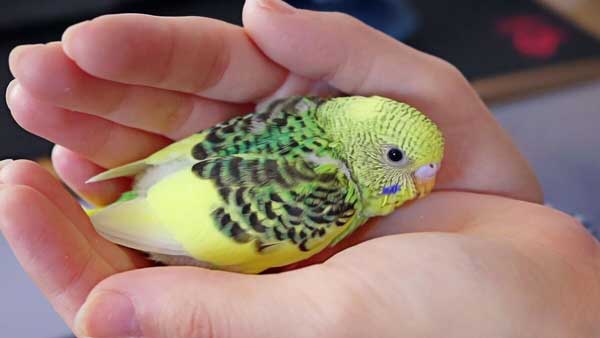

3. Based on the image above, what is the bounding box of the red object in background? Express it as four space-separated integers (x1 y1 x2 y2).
496 15 568 59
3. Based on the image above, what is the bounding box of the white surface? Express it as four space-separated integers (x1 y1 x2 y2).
0 237 71 338
492 79 600 225
0 80 598 338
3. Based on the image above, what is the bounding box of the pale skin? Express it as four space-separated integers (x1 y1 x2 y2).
2 0 600 337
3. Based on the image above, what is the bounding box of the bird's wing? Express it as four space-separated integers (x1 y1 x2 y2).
192 153 361 253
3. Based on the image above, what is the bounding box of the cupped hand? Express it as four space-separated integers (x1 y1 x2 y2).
4 0 599 337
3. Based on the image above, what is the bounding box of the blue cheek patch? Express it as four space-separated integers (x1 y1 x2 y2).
382 184 401 195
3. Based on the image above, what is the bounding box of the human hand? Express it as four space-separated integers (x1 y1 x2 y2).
5 0 598 336
1 160 598 337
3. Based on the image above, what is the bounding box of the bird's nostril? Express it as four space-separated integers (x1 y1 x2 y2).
415 163 440 180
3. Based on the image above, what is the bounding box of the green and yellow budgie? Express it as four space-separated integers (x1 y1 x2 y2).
86 96 444 273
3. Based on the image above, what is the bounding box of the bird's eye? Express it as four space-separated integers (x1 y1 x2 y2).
387 148 404 162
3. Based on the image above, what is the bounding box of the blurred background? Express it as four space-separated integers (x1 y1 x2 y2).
1 0 600 336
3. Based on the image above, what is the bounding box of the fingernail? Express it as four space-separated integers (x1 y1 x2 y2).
256 0 296 14
0 160 14 185
8 45 31 71
62 20 89 44
5 80 18 110
75 290 142 337
9 45 26 61
0 159 14 171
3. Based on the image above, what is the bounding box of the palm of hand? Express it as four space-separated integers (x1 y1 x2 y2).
3 1 599 337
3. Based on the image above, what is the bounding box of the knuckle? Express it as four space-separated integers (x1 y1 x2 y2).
189 26 231 94
87 122 116 165
308 269 376 337
534 206 600 259
161 96 195 139
434 57 465 80
161 300 217 338
49 250 96 305
1 185 39 207
155 21 178 88
430 58 469 91
414 56 472 101
327 11 357 23
326 11 372 35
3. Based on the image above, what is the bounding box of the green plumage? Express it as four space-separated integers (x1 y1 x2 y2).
181 96 361 251
190 97 332 161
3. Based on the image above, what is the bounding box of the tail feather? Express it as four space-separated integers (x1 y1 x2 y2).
88 197 188 256
86 160 148 183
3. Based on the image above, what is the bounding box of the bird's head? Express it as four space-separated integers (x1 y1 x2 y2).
316 96 444 216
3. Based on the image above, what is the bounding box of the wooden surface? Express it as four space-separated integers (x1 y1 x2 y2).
537 0 600 38
473 58 600 103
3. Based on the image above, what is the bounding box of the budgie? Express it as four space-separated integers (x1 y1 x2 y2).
86 95 444 274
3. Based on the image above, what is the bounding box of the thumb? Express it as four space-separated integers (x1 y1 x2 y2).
73 266 338 338
242 0 454 109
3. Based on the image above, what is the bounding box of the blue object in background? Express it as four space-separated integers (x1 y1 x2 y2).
286 0 420 41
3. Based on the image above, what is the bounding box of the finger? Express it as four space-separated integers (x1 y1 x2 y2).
6 81 171 168
61 13 288 102
2 159 92 228
358 190 598 268
51 145 131 206
243 0 468 111
74 266 338 338
255 73 341 110
9 43 250 139
243 0 541 203
0 159 147 271
0 182 118 327
275 190 545 272
380 192 599 262
374 191 512 237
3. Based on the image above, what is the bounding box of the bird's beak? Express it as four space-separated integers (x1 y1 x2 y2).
413 163 441 199
414 176 436 199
